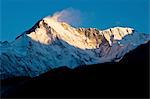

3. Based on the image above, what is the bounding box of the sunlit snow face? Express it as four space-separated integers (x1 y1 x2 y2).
50 8 82 27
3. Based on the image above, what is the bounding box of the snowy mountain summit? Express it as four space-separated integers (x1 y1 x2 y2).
0 14 149 79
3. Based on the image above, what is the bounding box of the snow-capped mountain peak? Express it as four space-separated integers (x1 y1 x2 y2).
18 15 136 49
101 27 134 45
0 14 149 79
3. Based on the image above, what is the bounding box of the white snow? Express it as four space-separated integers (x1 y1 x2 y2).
0 15 149 79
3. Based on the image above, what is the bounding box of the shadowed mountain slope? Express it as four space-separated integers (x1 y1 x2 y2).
1 41 149 98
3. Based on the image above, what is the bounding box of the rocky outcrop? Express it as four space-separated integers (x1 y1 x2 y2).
0 15 149 79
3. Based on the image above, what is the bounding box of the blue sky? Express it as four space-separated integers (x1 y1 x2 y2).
1 0 149 41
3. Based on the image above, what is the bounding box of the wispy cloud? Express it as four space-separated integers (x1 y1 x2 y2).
51 8 82 27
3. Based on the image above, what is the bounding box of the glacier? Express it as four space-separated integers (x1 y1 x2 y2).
0 15 149 79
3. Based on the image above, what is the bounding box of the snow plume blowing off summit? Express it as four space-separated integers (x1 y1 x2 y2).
0 8 150 79
47 8 82 27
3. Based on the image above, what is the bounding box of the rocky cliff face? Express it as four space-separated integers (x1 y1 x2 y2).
0 15 149 79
